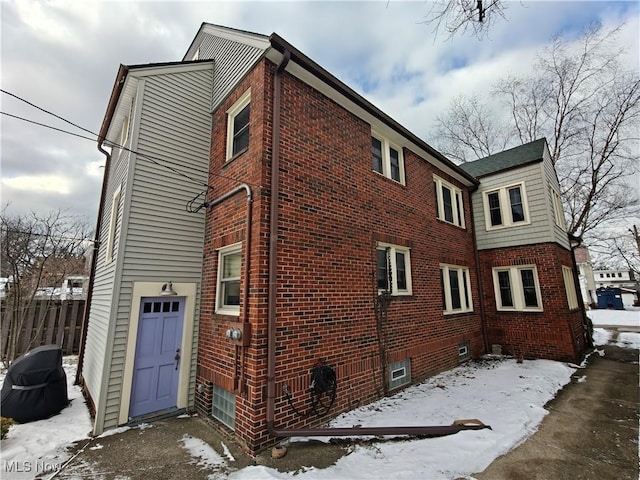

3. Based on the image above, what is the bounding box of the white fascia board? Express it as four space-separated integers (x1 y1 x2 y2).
265 49 474 187
200 24 270 50
104 62 214 144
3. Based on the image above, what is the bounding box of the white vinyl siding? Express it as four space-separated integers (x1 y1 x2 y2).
84 63 213 433
562 265 580 310
472 161 566 250
185 30 268 111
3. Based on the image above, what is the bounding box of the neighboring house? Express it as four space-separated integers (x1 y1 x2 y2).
79 24 588 453
594 269 639 306
574 246 597 307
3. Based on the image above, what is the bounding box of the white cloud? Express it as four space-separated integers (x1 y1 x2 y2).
1 0 638 224
2 174 72 194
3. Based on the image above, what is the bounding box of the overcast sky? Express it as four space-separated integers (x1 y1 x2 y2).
1 1 638 226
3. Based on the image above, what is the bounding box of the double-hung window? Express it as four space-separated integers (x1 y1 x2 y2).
562 265 579 310
552 189 566 230
492 266 542 311
226 89 251 160
440 264 473 314
434 175 465 228
377 243 412 295
371 133 405 184
216 244 242 315
483 183 530 230
105 185 122 264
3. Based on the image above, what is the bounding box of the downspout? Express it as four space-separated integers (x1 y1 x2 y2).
469 190 490 353
76 65 129 385
204 184 253 392
265 50 490 439
75 140 111 386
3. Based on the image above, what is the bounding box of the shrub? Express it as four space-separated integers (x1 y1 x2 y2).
1 417 14 440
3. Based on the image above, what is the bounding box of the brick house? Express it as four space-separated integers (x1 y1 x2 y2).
80 24 588 453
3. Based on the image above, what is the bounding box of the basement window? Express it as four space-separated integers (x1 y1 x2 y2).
388 359 411 390
212 385 235 430
458 341 471 362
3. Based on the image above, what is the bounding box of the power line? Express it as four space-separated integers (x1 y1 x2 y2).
0 90 263 192
1 112 97 142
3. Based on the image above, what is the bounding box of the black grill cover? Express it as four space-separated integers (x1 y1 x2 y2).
1 345 69 423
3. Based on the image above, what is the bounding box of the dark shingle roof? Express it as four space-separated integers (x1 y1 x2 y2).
458 138 547 178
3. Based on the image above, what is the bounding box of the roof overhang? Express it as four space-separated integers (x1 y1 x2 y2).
266 34 478 188
98 60 214 145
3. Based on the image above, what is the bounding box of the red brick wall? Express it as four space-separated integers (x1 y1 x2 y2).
478 243 587 362
196 58 484 453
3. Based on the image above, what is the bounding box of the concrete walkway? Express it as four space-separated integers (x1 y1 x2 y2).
473 344 639 480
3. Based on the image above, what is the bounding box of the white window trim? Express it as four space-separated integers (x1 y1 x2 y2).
492 265 543 312
440 264 473 315
215 243 242 316
372 131 405 185
562 265 579 310
377 243 412 296
482 182 531 231
226 89 251 161
105 185 122 264
434 175 465 228
552 189 566 230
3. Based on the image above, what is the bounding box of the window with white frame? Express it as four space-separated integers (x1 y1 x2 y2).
562 265 579 310
440 264 473 314
552 189 566 230
482 183 530 230
371 133 405 184
105 185 122 264
492 266 542 311
216 244 242 315
434 176 465 228
377 243 412 295
226 89 251 160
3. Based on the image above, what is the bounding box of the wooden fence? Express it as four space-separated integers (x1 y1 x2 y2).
1 299 85 359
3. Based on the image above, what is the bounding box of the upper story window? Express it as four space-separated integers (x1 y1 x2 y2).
377 243 412 296
551 189 566 230
440 264 473 314
105 185 122 264
371 133 405 184
216 243 242 316
492 265 542 312
226 89 251 161
482 182 530 230
434 175 465 228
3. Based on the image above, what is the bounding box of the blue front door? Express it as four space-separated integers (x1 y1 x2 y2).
129 297 184 418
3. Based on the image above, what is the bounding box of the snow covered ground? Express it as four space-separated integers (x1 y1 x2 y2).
1 308 638 480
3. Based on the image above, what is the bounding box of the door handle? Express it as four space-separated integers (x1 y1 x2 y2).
174 349 181 370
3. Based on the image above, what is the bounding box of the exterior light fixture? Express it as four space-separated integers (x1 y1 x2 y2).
160 281 177 296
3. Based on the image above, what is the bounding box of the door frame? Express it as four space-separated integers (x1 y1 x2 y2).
119 282 197 424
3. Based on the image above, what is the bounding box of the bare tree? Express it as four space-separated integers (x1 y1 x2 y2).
1 207 91 364
435 96 513 162
421 0 511 39
435 24 640 240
